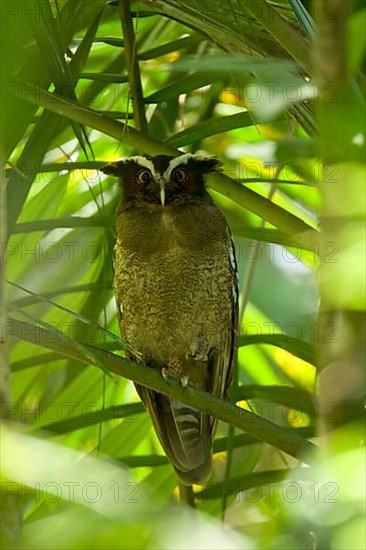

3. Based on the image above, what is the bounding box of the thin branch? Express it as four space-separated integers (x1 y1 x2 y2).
119 0 148 134
179 484 196 508
8 319 317 463
211 172 318 250
18 81 169 155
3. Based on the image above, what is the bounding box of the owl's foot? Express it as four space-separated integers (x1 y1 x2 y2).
162 361 189 389
162 369 189 390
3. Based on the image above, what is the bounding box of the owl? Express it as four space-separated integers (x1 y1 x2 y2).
102 154 238 485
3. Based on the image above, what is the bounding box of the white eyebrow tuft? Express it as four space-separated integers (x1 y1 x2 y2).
127 156 155 171
163 153 217 180
124 156 161 180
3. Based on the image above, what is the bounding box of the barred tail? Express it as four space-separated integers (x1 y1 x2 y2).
138 387 212 485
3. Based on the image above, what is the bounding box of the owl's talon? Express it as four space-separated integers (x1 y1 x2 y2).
161 367 170 381
180 376 189 389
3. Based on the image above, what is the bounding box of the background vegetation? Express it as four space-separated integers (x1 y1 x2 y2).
1 0 365 548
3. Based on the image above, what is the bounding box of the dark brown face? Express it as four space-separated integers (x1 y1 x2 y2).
101 154 221 205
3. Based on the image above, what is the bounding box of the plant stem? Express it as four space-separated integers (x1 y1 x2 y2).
10 318 317 463
119 0 148 135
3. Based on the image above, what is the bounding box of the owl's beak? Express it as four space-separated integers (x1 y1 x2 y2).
159 180 166 206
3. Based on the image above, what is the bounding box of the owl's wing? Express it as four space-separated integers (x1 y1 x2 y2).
209 237 239 430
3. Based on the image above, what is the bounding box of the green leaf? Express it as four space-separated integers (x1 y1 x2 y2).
166 112 254 147
145 73 224 103
239 333 316 366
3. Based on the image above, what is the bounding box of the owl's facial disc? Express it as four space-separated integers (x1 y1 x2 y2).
103 154 220 206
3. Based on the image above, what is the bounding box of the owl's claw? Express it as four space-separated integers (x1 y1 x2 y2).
161 367 170 381
180 376 189 390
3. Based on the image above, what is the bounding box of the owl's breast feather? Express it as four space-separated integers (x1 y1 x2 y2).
116 203 229 256
114 203 235 362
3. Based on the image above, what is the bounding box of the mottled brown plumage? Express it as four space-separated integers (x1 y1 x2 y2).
102 154 238 485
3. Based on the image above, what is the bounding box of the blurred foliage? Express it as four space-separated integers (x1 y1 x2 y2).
0 0 365 549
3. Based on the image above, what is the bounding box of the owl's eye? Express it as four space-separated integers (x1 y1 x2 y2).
136 169 152 184
171 167 187 183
